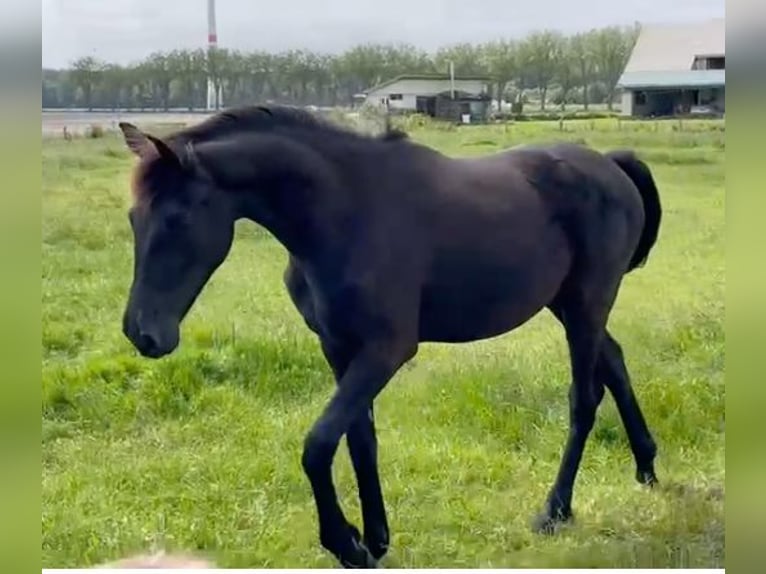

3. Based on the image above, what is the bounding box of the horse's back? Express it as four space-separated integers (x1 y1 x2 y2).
412 142 645 343
411 148 573 342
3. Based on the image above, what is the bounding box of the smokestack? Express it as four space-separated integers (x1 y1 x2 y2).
206 0 222 110
207 0 217 47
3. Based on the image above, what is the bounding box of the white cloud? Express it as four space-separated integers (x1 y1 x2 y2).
42 0 725 68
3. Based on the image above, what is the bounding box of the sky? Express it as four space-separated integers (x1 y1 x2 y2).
42 0 725 69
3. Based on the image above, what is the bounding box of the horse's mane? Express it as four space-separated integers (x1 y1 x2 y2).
132 105 408 204
169 104 408 146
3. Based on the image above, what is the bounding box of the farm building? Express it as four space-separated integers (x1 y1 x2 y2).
617 18 725 117
361 74 492 122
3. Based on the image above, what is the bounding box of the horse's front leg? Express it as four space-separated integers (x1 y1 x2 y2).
321 340 390 561
347 406 389 559
302 340 412 568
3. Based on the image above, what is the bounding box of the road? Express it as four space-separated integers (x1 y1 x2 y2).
42 110 215 136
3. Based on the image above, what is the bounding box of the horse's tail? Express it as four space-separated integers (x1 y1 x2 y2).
607 150 662 273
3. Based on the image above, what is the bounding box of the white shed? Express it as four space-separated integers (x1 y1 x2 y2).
363 74 491 114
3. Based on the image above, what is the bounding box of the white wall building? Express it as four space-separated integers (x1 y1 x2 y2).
617 18 725 117
362 74 491 114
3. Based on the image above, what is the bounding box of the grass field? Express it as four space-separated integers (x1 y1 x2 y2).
42 118 725 568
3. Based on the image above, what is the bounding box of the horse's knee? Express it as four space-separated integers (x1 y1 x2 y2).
569 383 603 431
301 428 336 476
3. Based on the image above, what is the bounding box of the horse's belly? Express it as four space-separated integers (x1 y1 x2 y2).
417 234 570 343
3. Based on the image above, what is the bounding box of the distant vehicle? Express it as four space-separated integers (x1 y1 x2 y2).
690 105 717 116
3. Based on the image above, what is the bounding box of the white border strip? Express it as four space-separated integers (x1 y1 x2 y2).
43 570 726 573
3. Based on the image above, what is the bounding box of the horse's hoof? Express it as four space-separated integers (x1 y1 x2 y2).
364 525 390 560
365 539 388 562
637 467 659 487
339 542 378 569
335 525 379 569
531 508 572 535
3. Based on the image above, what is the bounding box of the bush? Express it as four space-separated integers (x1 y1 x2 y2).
398 113 432 130
87 124 105 139
491 109 619 123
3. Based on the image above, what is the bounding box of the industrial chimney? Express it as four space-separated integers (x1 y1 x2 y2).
206 0 223 110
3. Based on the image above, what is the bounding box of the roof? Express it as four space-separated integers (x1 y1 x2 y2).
622 18 725 74
618 69 725 89
364 74 492 94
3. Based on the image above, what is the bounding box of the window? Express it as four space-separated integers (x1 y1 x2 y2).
634 91 647 105
693 55 725 70
707 56 725 70
389 93 403 100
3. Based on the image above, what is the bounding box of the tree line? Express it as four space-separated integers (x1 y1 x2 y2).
42 25 639 112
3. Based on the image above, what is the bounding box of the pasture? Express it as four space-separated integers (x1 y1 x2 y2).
42 118 725 568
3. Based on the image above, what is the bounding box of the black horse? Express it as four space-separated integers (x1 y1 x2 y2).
118 105 662 568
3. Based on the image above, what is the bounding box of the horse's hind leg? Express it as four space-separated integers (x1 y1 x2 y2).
533 290 609 534
597 332 658 485
535 282 658 533
544 313 659 487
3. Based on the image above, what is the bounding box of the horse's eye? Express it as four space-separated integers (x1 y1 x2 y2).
165 213 186 231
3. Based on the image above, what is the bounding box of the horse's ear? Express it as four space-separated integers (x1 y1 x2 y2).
119 122 153 157
119 122 180 166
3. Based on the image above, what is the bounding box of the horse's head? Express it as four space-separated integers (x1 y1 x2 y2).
118 123 235 358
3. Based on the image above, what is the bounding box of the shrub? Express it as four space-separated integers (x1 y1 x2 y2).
491 110 619 123
87 124 105 139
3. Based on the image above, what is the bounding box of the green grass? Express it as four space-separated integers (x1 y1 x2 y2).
42 118 725 568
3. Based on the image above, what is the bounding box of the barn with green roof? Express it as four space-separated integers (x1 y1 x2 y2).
617 18 725 117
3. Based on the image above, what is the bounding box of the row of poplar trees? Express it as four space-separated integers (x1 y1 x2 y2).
42 25 639 112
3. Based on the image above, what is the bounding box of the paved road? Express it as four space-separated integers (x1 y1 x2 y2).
42 108 380 140
42 110 214 136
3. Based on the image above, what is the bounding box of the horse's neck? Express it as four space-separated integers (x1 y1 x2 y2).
238 195 319 258
222 137 348 259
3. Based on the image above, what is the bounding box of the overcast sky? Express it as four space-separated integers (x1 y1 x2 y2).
42 0 725 69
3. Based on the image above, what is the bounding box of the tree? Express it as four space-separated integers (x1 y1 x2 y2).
519 31 563 111
69 56 104 110
483 40 518 109
143 52 174 110
244 51 275 103
168 49 206 110
100 64 127 110
434 43 488 77
555 37 578 110
592 25 639 110
42 69 69 108
569 31 597 110
219 49 249 106
44 23 643 111
205 47 228 109
338 44 390 97
312 53 336 105
381 43 434 77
